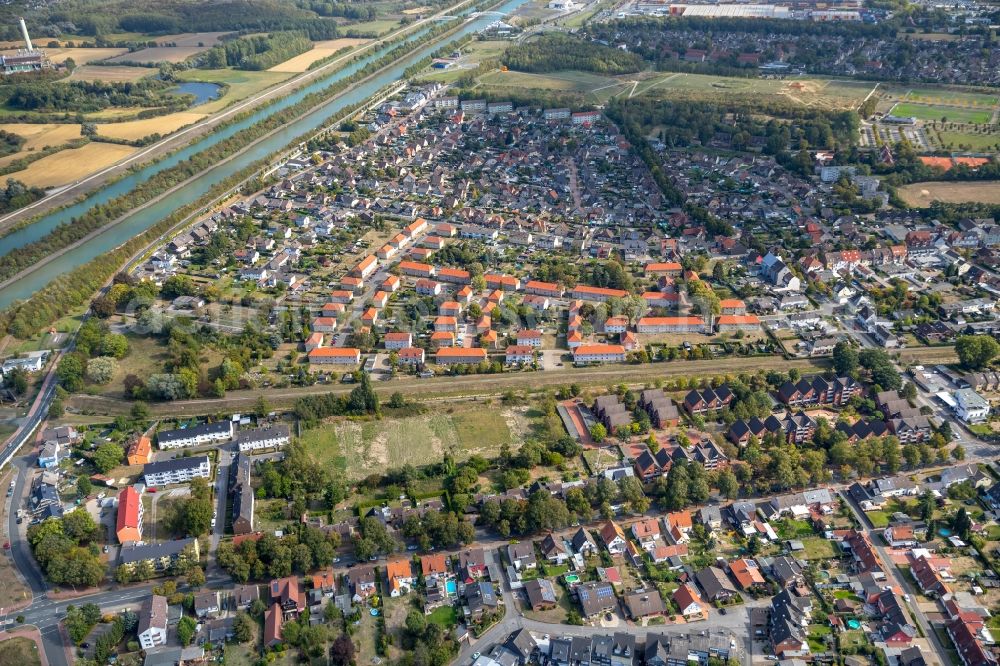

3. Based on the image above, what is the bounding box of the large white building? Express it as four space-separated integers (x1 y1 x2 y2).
954 389 990 424
236 425 291 453
156 421 233 449
143 456 212 487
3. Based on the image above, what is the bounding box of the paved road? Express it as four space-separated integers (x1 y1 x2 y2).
840 490 948 666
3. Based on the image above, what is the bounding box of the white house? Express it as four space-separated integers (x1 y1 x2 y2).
138 595 168 649
236 425 291 452
157 421 233 449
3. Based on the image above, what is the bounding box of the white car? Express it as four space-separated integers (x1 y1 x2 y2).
211 518 217 528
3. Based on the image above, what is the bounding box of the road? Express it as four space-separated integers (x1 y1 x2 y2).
840 490 949 666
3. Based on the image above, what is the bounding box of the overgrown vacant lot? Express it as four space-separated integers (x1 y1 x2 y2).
0 636 41 666
299 403 521 478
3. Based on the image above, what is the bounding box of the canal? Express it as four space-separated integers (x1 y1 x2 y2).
0 0 525 308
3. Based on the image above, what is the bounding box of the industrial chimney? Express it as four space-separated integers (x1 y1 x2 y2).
18 17 33 52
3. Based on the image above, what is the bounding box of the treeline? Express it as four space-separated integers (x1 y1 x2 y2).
3 79 184 113
503 34 643 75
297 1 378 20
27 508 104 587
293 373 381 426
612 96 857 153
201 31 313 71
0 179 44 215
597 15 895 40
38 0 335 38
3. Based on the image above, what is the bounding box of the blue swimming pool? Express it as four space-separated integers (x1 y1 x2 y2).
446 580 457 595
939 527 953 537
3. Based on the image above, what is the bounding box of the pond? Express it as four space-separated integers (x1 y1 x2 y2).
172 81 222 106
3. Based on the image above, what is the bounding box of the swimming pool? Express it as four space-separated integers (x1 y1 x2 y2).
847 619 861 630
446 580 457 595
564 574 580 583
938 527 953 537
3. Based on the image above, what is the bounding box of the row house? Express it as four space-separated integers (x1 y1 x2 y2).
524 280 563 297
683 386 734 415
637 389 680 427
776 375 861 408
637 316 707 334
716 314 761 333
727 412 817 446
574 344 626 364
572 285 629 303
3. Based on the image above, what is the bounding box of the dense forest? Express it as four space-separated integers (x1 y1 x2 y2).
3 79 185 113
503 33 643 75
199 31 313 71
612 97 858 154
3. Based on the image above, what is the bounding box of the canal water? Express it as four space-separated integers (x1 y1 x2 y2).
0 0 526 308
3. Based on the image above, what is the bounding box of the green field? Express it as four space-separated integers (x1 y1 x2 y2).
799 536 837 560
175 68 293 113
935 129 1000 151
298 404 517 478
343 19 402 37
891 102 993 124
473 70 874 109
418 40 509 84
904 88 999 107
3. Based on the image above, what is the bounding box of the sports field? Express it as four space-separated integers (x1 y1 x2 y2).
891 102 993 124
96 112 207 140
6 142 136 188
298 403 519 479
268 38 369 73
898 181 1000 207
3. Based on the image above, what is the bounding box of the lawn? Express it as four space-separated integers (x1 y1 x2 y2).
840 629 868 651
343 19 402 37
799 536 837 561
0 637 41 666
427 605 458 627
299 404 517 480
904 88 999 107
935 130 1000 152
807 624 832 653
175 68 293 113
890 102 993 124
866 511 890 528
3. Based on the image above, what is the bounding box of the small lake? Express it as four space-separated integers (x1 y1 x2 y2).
172 81 222 106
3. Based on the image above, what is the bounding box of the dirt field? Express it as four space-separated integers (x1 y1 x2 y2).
38 47 128 65
898 180 1000 207
267 38 369 72
6 142 136 188
108 46 209 64
67 64 155 82
96 112 207 140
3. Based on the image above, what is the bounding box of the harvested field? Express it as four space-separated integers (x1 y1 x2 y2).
898 181 1000 207
6 142 136 188
268 38 369 72
96 112 207 140
403 6 432 14
108 46 208 64
0 123 82 151
152 32 230 47
66 64 156 82
39 47 128 64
